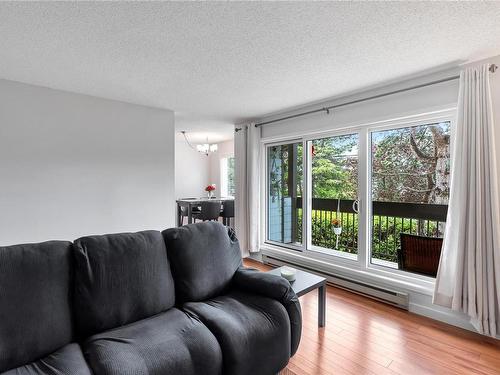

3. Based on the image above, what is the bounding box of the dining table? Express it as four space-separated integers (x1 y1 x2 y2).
176 197 234 227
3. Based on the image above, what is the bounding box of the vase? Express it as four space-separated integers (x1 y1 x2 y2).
333 226 342 250
207 191 213 199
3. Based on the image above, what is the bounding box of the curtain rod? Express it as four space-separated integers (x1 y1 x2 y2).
255 64 498 128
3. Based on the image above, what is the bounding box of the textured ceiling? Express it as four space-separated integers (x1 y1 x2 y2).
1 2 500 141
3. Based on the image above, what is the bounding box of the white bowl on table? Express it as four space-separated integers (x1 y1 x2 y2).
280 266 297 282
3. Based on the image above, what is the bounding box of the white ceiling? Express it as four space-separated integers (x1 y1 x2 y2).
1 2 500 142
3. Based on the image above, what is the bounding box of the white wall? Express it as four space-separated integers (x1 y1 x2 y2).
175 139 210 198
208 139 234 196
261 66 460 140
174 136 234 199
0 79 175 245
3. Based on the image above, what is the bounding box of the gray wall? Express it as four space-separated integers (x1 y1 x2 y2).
0 79 175 245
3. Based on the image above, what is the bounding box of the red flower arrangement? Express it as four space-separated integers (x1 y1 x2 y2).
205 184 216 192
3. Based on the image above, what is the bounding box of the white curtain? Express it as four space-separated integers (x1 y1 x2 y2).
234 123 261 257
433 64 500 336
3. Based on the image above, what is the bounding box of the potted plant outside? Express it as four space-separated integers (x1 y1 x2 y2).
331 218 342 249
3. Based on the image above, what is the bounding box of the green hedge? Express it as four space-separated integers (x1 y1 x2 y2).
294 209 442 263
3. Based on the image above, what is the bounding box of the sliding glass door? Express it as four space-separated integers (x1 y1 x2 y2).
267 141 303 247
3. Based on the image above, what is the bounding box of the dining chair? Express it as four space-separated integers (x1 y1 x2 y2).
178 198 201 226
220 200 235 227
194 201 222 222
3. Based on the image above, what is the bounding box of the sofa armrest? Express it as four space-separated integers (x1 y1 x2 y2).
232 267 302 356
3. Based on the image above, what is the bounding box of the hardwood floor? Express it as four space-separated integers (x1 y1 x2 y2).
243 259 500 375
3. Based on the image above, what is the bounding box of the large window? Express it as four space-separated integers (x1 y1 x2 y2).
265 115 452 278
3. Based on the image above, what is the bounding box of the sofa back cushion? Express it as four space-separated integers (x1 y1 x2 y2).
162 222 242 303
0 241 74 372
73 230 175 338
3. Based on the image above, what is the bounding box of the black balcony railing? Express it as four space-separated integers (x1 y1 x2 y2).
292 197 447 264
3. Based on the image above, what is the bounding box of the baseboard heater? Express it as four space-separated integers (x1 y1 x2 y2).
262 254 409 310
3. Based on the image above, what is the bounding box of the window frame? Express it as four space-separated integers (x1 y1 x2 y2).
365 113 454 280
261 108 456 286
303 129 364 263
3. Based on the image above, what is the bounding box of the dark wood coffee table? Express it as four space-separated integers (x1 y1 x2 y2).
267 267 327 327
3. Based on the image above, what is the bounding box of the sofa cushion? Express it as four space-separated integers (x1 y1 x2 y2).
73 230 175 338
0 241 74 373
1 344 92 375
83 308 223 375
183 291 291 375
162 222 242 303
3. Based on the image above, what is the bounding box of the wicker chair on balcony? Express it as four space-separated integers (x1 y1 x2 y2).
397 233 443 277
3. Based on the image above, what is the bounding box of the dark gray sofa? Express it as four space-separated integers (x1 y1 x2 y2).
0 222 301 375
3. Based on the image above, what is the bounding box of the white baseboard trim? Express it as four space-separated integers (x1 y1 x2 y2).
408 301 473 331
409 302 500 339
